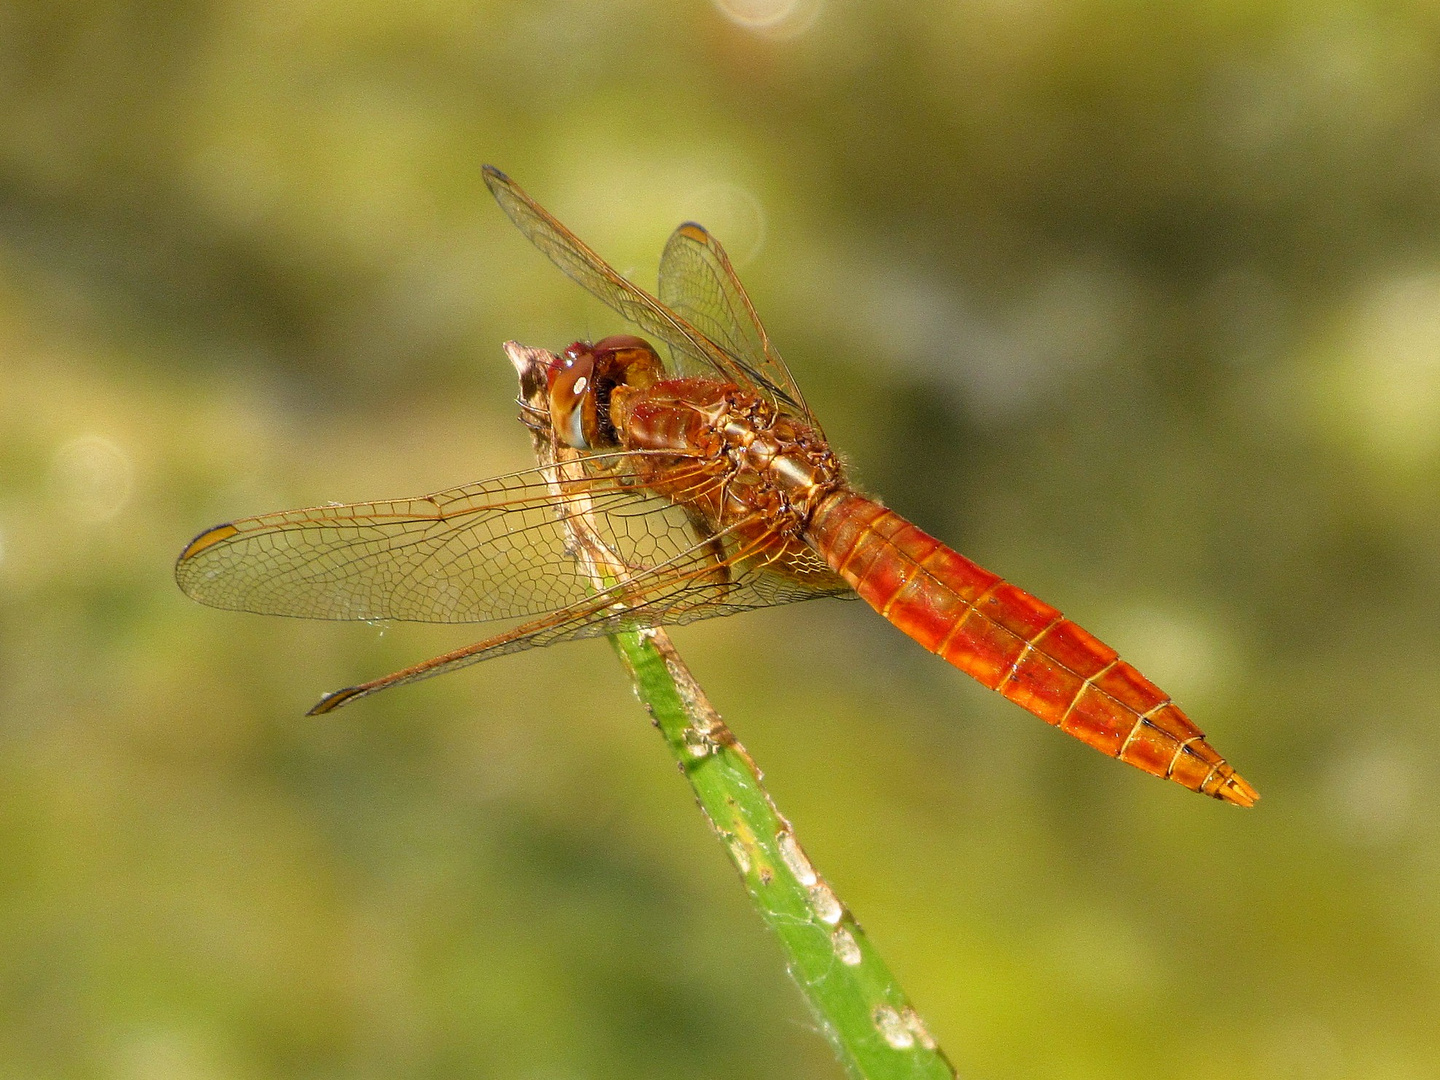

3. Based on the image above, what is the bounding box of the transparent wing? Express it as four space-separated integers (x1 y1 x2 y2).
176 455 845 626
483 165 805 418
309 517 844 712
658 221 814 428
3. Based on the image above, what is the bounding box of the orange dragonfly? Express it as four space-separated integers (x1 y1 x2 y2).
176 166 1257 807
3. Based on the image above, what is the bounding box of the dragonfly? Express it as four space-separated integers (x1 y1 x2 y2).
176 166 1258 807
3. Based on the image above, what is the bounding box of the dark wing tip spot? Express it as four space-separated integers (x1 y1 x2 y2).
177 522 239 565
307 685 364 715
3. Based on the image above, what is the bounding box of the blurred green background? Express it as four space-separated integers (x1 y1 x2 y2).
3 1 1440 1077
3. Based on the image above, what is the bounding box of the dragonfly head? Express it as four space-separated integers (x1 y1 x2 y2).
549 336 664 449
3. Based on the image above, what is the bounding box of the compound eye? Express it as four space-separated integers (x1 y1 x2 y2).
592 335 663 389
548 347 599 449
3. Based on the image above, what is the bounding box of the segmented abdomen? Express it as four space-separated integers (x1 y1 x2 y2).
808 492 1257 806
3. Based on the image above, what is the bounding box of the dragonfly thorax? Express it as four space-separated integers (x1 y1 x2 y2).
614 377 845 538
721 400 844 527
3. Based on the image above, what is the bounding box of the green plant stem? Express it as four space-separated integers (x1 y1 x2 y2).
505 341 956 1080
609 626 957 1080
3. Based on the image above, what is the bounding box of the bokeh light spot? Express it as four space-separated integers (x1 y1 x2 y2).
1326 742 1416 845
682 180 767 267
51 434 134 523
1318 272 1440 467
712 0 822 39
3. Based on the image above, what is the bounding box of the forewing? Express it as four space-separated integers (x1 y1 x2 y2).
176 458 847 626
483 166 801 414
658 221 813 426
177 459 715 623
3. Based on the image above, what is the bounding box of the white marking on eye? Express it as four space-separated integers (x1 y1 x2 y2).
572 376 588 394
562 409 589 449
